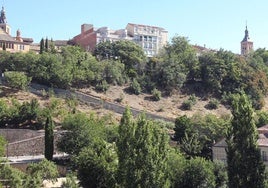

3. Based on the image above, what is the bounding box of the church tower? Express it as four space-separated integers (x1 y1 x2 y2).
0 6 10 34
241 25 253 55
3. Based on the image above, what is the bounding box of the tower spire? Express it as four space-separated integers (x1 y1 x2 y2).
241 24 253 55
0 6 6 23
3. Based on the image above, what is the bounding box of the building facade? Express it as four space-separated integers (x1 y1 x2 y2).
126 23 168 56
71 23 168 57
241 26 253 55
0 6 33 53
212 125 268 166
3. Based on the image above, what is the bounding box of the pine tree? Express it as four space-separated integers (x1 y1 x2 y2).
44 114 54 161
226 93 266 188
40 38 44 54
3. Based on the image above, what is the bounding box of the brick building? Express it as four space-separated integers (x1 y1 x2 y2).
71 23 168 57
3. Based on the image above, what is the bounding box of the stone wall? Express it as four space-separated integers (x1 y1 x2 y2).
0 129 62 157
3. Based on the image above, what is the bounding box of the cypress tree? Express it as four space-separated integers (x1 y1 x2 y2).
226 93 266 188
40 38 44 54
45 37 49 52
44 114 54 161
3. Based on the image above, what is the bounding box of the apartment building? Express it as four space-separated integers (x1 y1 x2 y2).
126 23 168 56
71 23 168 57
212 124 268 166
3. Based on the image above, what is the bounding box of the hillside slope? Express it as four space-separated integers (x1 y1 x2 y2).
79 85 231 119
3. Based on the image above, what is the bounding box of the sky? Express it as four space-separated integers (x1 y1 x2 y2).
3 0 268 54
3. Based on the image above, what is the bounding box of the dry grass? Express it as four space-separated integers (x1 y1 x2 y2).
79 85 231 119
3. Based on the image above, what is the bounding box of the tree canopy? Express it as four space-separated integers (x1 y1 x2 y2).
226 93 266 188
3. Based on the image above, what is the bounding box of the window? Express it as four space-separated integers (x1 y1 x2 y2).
262 151 267 161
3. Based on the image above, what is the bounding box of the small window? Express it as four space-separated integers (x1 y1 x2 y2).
262 151 267 161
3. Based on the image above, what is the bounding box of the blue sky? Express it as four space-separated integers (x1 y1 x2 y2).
3 0 268 53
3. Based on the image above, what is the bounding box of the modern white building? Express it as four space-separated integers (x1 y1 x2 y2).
72 23 168 57
126 23 168 57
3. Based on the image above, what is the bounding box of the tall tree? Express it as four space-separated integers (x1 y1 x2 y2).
116 107 135 186
226 93 266 188
45 37 49 52
117 108 170 188
75 139 117 188
40 38 44 54
44 114 54 160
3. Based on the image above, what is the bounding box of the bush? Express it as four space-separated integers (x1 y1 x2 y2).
188 94 197 104
129 79 141 95
115 93 124 103
4 71 31 90
255 111 268 128
95 80 109 93
152 88 161 101
181 100 194 110
181 95 197 110
206 99 219 110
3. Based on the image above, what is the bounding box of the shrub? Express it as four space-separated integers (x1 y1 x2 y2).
152 88 161 101
206 99 219 110
181 100 194 110
188 94 197 104
181 95 197 110
95 80 109 93
115 93 124 103
129 79 141 95
4 71 31 90
255 111 268 128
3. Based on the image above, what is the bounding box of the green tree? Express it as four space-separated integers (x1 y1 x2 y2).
117 108 170 188
40 38 45 54
75 139 117 188
44 114 54 161
163 36 199 82
57 113 106 156
199 51 226 94
93 41 115 60
45 37 49 52
113 40 146 76
173 115 191 142
180 157 216 188
226 93 266 188
116 107 135 186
